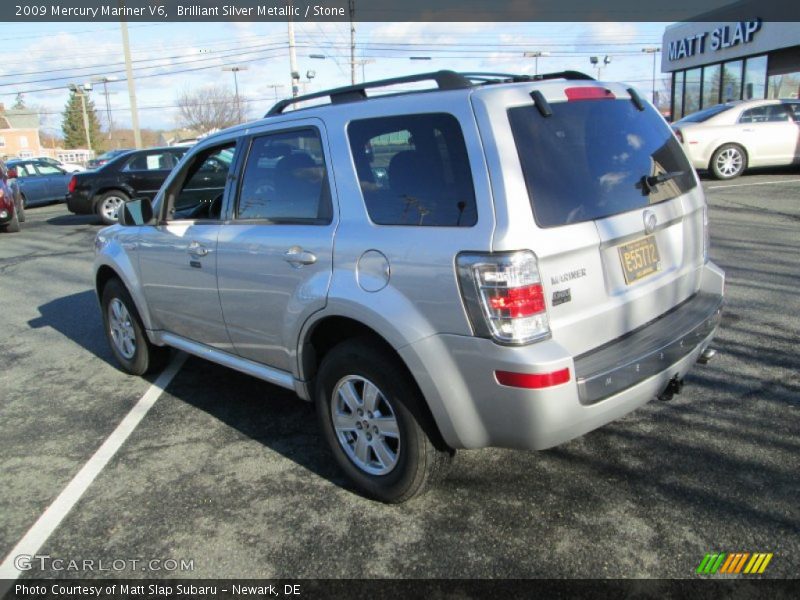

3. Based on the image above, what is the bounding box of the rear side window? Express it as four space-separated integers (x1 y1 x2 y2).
236 128 332 224
739 104 792 123
509 99 696 228
347 113 477 227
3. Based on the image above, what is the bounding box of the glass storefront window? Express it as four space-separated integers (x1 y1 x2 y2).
702 64 722 108
672 71 685 121
684 68 701 116
743 55 767 99
721 61 743 102
767 72 800 99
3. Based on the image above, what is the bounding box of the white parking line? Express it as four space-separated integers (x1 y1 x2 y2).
0 354 186 587
708 178 800 190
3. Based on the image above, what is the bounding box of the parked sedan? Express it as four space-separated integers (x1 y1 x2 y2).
67 146 188 224
672 99 800 179
6 158 72 207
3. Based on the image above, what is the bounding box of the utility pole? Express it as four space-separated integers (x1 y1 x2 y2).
349 0 356 85
119 1 142 148
288 19 299 97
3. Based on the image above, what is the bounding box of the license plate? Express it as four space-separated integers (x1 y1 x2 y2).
618 236 661 284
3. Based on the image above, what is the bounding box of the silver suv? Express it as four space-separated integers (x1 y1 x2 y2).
93 71 724 502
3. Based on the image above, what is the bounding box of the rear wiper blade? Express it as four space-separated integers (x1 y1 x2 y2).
641 171 684 195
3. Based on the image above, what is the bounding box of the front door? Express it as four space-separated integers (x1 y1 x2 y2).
217 123 336 372
137 141 239 349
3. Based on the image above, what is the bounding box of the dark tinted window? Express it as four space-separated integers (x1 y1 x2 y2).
236 129 331 224
347 113 477 227
739 104 792 123
170 143 237 220
509 98 696 228
677 103 734 123
124 151 178 172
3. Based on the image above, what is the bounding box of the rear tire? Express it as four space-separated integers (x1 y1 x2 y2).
315 338 452 503
710 144 747 179
96 190 130 225
101 278 169 375
15 192 25 222
4 210 20 233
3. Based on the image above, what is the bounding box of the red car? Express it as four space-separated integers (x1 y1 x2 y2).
0 159 23 233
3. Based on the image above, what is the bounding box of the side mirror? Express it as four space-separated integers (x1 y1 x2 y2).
6 168 17 179
119 197 154 226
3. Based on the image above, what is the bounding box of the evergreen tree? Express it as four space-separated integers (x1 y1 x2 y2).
62 90 102 149
12 93 25 109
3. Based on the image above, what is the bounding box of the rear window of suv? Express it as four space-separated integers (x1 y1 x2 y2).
509 98 696 228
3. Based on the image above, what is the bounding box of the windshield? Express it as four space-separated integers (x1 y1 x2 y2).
676 103 735 123
508 98 696 228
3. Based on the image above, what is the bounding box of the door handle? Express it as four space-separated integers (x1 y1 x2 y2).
283 246 317 267
742 128 755 132
188 241 209 257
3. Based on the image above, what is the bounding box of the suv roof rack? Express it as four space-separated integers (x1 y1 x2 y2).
265 69 596 116
266 70 472 116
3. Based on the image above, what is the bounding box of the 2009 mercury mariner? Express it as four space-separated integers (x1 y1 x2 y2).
93 70 723 502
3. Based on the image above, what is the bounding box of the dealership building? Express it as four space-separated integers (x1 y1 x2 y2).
662 17 800 120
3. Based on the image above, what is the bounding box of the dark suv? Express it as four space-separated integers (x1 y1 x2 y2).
67 147 188 224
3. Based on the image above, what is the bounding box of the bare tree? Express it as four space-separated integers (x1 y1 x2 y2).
176 85 242 133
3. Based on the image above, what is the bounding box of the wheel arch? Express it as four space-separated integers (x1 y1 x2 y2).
91 186 134 211
299 315 451 451
95 261 157 335
709 141 749 172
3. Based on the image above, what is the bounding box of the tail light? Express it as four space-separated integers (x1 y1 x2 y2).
68 175 77 194
702 203 710 262
456 251 550 345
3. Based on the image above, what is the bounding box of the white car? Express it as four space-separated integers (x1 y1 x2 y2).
672 99 800 179
34 156 85 173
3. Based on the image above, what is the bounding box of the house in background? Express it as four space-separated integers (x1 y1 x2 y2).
0 103 43 159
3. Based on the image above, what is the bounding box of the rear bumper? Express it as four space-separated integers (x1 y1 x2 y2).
399 261 725 451
575 292 722 405
66 191 93 215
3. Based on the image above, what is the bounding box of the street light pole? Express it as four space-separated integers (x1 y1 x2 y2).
523 51 550 76
223 66 248 123
69 83 93 153
642 47 661 105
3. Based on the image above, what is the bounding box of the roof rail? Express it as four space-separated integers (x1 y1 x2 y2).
266 70 473 116
459 71 595 84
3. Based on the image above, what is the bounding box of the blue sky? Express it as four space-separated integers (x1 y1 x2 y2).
0 21 670 132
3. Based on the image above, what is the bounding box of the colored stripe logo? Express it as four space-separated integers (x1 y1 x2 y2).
696 552 773 575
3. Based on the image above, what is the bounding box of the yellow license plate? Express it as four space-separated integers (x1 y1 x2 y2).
618 236 661 284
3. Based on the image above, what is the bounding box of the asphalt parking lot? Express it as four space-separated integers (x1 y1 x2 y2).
0 171 798 582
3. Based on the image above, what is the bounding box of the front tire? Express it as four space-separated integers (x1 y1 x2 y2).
710 144 747 179
101 278 169 375
96 190 130 225
315 339 452 503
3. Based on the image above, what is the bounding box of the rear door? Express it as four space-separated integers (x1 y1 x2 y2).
33 162 70 201
13 161 50 205
479 82 704 355
216 121 337 372
738 104 799 165
121 150 179 200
